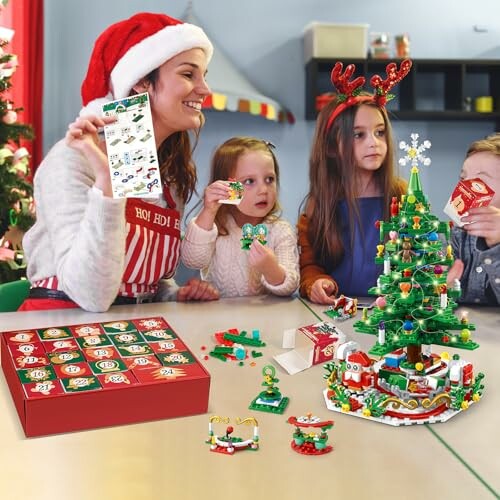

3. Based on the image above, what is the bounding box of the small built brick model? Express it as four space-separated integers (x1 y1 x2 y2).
287 413 334 455
249 364 289 414
241 223 268 250
206 415 259 455
218 178 244 205
208 328 265 365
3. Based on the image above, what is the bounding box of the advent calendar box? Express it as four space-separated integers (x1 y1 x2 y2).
1 317 210 437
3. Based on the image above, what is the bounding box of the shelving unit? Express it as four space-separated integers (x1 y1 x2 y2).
305 58 500 130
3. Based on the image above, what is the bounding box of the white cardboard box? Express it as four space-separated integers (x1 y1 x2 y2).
274 321 346 375
304 22 369 62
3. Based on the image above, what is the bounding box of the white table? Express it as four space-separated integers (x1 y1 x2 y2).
0 296 497 500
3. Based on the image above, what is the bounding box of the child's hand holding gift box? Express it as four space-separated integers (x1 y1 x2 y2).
444 178 495 227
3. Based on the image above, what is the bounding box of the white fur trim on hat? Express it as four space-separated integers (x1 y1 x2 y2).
111 22 213 100
79 95 113 117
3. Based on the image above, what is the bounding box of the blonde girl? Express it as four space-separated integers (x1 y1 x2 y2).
182 137 299 297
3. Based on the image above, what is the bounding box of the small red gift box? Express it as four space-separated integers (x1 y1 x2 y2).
444 177 495 226
274 321 346 375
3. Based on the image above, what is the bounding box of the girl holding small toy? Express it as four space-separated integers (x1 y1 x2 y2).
298 61 410 304
181 136 299 297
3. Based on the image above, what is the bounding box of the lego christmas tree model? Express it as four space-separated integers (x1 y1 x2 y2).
323 134 485 426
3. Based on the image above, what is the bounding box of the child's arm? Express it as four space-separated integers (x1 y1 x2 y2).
448 223 500 305
297 213 338 302
460 206 500 303
461 205 500 248
195 180 230 230
249 220 300 296
181 218 218 269
181 181 230 269
248 240 285 285
177 278 220 301
446 259 464 289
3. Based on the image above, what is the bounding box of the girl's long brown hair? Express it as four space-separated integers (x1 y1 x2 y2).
304 94 406 269
208 137 281 235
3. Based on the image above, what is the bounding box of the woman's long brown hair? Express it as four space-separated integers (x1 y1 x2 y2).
157 131 198 204
304 94 406 270
143 68 199 204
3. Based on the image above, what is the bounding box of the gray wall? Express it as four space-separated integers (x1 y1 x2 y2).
44 0 500 225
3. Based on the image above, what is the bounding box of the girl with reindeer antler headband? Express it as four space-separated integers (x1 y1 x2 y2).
298 60 412 304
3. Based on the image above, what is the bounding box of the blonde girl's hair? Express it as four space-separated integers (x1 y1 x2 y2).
466 133 500 158
209 136 282 235
303 94 406 268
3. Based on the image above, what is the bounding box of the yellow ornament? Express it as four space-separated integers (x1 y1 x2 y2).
407 194 416 204
362 307 368 321
461 329 471 342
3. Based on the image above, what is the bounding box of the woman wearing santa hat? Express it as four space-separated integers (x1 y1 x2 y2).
19 12 220 312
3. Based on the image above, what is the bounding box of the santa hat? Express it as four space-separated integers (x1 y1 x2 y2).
80 12 213 116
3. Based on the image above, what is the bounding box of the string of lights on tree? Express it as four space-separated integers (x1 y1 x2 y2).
355 134 476 363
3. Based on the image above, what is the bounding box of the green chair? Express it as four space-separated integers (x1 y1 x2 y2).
0 279 31 312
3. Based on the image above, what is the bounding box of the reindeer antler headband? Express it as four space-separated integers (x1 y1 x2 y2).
326 59 412 132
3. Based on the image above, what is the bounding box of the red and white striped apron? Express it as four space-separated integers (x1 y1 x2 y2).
120 185 181 297
20 185 181 310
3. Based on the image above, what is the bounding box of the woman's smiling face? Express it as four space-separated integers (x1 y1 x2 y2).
149 48 210 143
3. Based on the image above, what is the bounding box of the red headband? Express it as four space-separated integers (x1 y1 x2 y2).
326 59 412 132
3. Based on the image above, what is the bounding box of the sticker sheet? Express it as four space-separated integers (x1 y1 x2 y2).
102 93 162 199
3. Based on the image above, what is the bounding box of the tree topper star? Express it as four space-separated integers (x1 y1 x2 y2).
399 133 431 168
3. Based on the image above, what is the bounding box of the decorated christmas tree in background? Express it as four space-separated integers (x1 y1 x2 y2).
323 134 485 426
0 26 35 283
